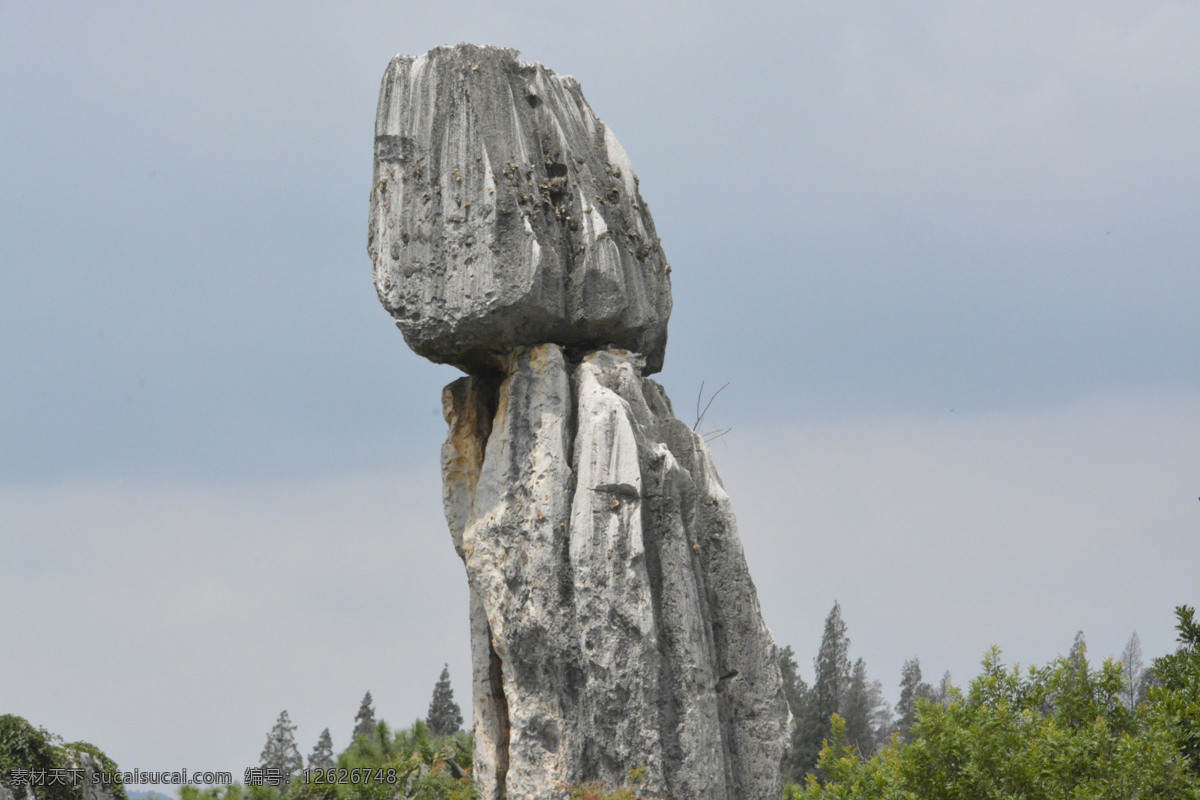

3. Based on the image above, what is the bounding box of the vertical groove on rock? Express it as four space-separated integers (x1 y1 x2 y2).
442 375 506 800
488 631 510 800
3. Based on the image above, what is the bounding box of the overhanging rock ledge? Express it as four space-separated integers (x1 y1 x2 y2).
369 43 672 375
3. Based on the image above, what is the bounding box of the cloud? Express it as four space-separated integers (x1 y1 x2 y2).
0 469 470 782
717 389 1200 689
4 389 1195 781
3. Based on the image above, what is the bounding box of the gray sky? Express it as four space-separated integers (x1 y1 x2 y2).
3 0 1197 785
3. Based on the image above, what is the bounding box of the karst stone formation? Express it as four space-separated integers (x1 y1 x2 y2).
369 44 791 800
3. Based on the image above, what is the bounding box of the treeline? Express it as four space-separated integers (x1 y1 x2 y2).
0 666 471 800
241 602 1198 799
780 601 1168 781
8 610 1196 800
235 665 471 800
778 600 954 781
785 604 1200 799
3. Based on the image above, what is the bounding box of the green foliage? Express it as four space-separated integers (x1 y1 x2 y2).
1150 605 1200 776
205 720 474 800
841 658 889 758
894 658 933 742
291 720 475 800
181 786 245 800
61 741 129 800
0 715 73 800
783 714 892 800
284 780 340 800
790 603 853 780
0 716 129 800
788 633 1200 800
788 603 893 782
813 602 851 729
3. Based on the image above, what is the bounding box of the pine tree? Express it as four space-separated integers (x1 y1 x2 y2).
307 728 334 770
840 657 891 758
426 664 464 736
778 645 812 782
793 602 853 777
932 670 954 704
260 710 303 786
779 645 809 718
814 602 851 723
895 657 933 740
842 658 875 757
1120 631 1146 711
353 692 377 741
869 675 895 752
1052 631 1097 729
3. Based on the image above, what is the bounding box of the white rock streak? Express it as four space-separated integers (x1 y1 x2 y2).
439 347 790 799
369 44 672 375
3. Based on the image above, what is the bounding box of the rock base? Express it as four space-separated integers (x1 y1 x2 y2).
441 344 790 800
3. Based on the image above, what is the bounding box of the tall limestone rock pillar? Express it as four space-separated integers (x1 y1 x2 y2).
369 44 790 799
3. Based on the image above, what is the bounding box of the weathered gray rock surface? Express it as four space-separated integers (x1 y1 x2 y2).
368 44 672 375
442 345 789 799
64 750 124 800
372 44 789 800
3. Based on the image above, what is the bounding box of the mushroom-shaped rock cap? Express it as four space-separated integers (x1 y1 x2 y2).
368 44 672 375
